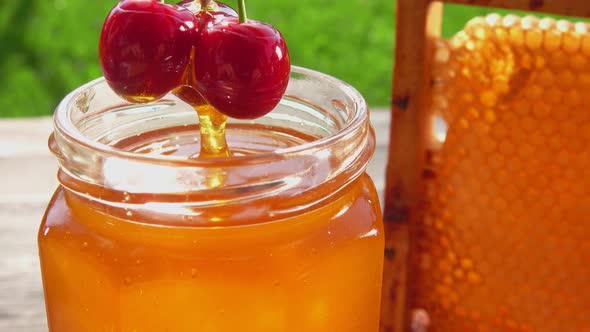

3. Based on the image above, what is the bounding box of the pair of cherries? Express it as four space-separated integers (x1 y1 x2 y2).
99 0 290 119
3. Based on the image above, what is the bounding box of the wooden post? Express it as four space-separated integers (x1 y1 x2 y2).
443 0 590 18
381 1 442 331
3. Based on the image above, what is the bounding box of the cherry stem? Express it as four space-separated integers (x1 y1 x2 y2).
199 0 214 10
237 0 247 23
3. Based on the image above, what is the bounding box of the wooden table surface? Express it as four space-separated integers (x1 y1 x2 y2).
0 110 391 331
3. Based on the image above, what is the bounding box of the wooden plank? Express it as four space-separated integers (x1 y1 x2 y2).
0 203 48 332
381 0 443 331
0 117 58 205
0 117 53 157
443 0 590 18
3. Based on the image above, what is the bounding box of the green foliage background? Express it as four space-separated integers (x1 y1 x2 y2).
0 1 581 117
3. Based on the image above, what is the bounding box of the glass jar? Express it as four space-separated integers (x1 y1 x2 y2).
38 66 384 332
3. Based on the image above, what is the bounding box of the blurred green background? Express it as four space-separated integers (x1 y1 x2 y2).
0 1 575 117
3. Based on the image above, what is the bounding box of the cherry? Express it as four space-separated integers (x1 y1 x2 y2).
193 0 290 119
99 0 197 103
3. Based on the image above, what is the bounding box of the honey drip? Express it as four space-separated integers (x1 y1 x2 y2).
195 104 231 159
172 84 232 159
172 84 231 190
174 46 232 160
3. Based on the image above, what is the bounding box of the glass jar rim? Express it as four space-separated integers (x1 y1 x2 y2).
53 66 368 168
50 65 375 222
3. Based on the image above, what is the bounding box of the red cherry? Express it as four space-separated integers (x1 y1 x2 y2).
193 17 290 119
99 0 197 103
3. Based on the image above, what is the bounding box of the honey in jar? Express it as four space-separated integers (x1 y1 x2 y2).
39 67 384 331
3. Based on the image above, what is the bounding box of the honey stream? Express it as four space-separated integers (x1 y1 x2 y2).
172 55 232 189
172 84 232 160
195 104 231 159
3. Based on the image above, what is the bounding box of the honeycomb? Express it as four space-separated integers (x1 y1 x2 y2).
408 15 590 331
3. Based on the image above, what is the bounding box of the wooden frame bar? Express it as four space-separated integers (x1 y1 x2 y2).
382 0 590 331
444 0 590 18
381 1 442 331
